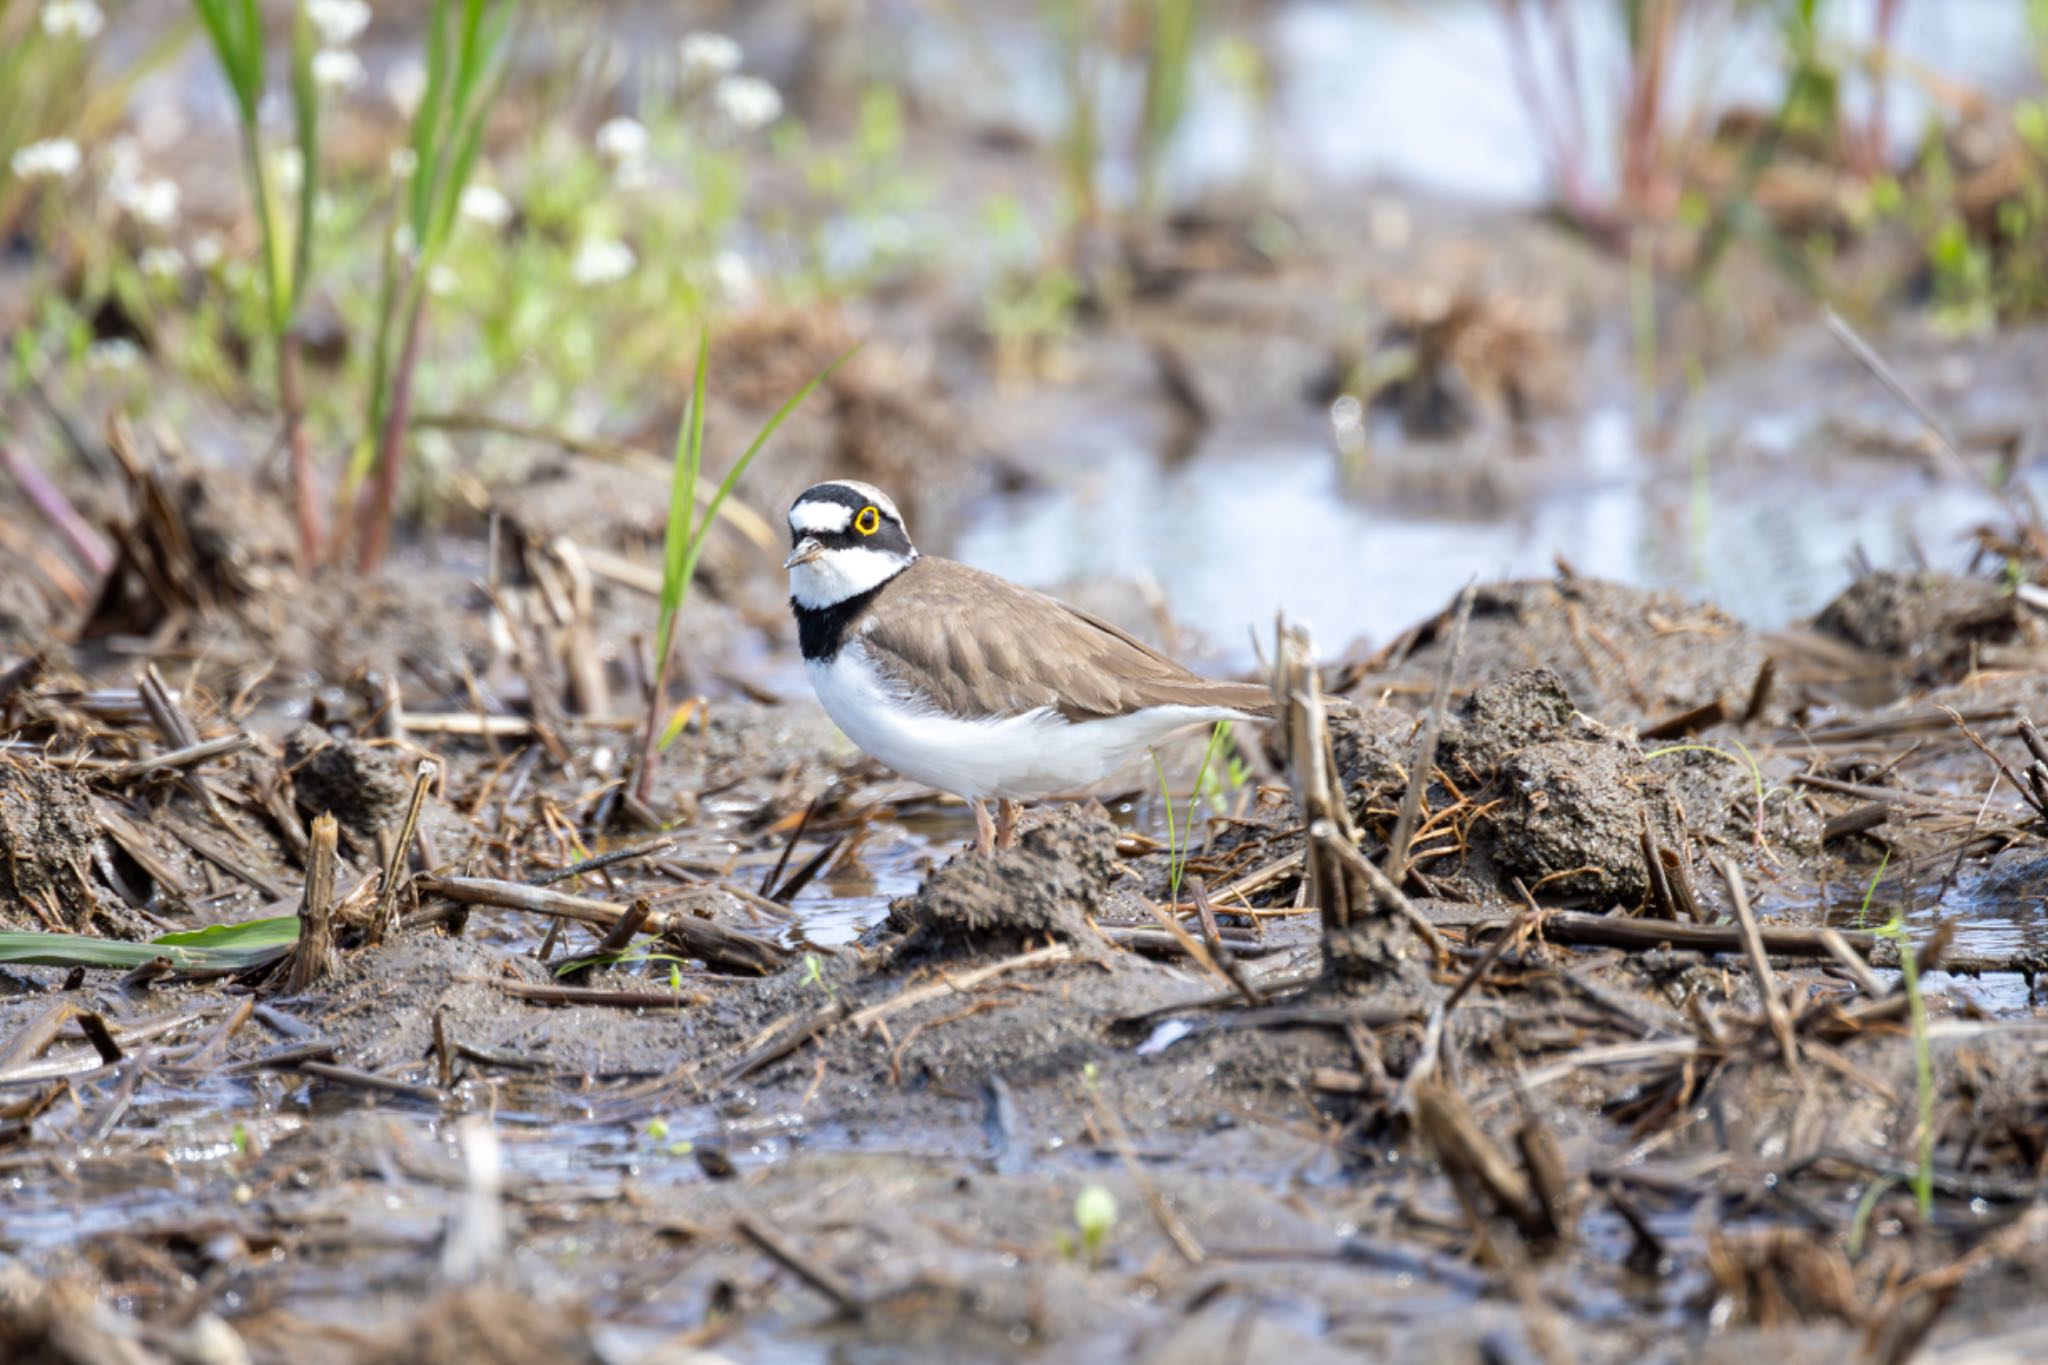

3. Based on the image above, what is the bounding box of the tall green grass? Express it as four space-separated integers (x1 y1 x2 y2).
628 330 857 808
352 0 514 571
191 0 325 565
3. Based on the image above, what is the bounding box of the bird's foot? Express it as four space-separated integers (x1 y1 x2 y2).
971 799 996 856
995 799 1020 851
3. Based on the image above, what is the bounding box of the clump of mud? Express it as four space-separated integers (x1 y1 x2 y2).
1814 569 2034 684
889 806 1117 953
283 725 477 867
1377 577 1780 731
0 759 105 930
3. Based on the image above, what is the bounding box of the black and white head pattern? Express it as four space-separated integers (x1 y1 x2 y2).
785 480 917 610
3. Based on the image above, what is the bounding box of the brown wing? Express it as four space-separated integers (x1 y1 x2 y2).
857 558 1272 722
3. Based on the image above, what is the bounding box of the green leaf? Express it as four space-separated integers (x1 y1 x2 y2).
0 915 299 972
657 330 712 659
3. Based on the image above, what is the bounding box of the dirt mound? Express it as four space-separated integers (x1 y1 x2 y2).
1376 577 1780 732
0 759 106 930
283 725 478 869
1813 569 2034 684
889 806 1117 953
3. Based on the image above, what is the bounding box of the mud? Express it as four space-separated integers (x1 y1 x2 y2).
888 806 1117 953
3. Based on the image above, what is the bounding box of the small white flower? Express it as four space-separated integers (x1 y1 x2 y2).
679 32 741 82
273 146 304 196
87 337 142 371
306 0 371 47
10 138 81 182
389 146 418 179
391 222 417 258
595 116 650 166
385 58 428 118
140 246 187 280
458 183 513 229
116 177 181 228
192 233 224 268
312 47 365 92
570 235 635 285
40 0 104 39
427 263 458 296
711 75 781 132
711 248 756 304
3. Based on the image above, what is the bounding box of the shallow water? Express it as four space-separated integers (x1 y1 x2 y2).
953 403 2043 668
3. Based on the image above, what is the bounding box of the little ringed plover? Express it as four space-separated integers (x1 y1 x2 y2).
784 480 1269 853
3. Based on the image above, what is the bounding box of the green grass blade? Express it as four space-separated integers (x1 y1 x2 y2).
287 0 319 313
0 915 298 971
676 342 861 600
153 916 301 950
658 329 711 657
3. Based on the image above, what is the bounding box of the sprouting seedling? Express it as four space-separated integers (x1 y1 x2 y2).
1150 721 1233 904
803 953 836 998
1854 847 1892 930
1072 1184 1117 1266
1873 914 1936 1218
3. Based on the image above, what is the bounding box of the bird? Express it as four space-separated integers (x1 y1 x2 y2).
784 479 1269 854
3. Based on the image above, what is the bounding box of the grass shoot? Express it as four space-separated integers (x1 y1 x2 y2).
1874 912 1938 1218
1151 720 1233 905
628 330 857 811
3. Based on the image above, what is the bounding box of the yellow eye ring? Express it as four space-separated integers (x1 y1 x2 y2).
855 506 881 536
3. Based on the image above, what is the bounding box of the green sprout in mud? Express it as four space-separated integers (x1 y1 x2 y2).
1149 722 1233 905
1056 1184 1118 1267
1854 847 1892 930
644 1116 693 1158
803 953 840 998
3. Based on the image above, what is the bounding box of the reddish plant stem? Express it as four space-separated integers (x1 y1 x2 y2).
277 332 324 570
1 443 113 578
355 285 427 574
630 632 674 810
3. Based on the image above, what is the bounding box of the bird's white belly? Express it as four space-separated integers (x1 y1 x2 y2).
806 644 1242 800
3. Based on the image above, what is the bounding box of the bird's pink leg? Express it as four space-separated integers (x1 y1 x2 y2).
995 799 1020 850
972 799 996 856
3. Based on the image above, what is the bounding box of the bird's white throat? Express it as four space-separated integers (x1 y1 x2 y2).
790 545 913 610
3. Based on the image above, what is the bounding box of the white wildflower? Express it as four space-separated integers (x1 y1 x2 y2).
711 248 756 305
9 138 81 182
306 0 371 47
40 0 104 39
273 146 304 196
458 183 513 229
140 246 187 280
115 177 181 229
87 337 142 371
192 233 224 268
392 222 417 258
312 47 365 92
710 76 781 133
570 235 635 285
389 146 418 179
385 58 428 118
679 32 741 83
595 116 649 166
427 263 458 296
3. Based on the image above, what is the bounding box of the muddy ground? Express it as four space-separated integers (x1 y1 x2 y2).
5 408 2048 1364
6 38 2048 1353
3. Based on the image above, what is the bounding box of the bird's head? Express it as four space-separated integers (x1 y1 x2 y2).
784 480 917 609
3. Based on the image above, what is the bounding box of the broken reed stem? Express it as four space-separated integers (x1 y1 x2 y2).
281 814 339 993
1719 857 1803 1081
367 760 436 946
1387 582 1474 885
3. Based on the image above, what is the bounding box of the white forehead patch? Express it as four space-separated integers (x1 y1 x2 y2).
790 501 853 534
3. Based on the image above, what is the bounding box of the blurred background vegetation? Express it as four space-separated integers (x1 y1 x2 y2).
4 0 2048 630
